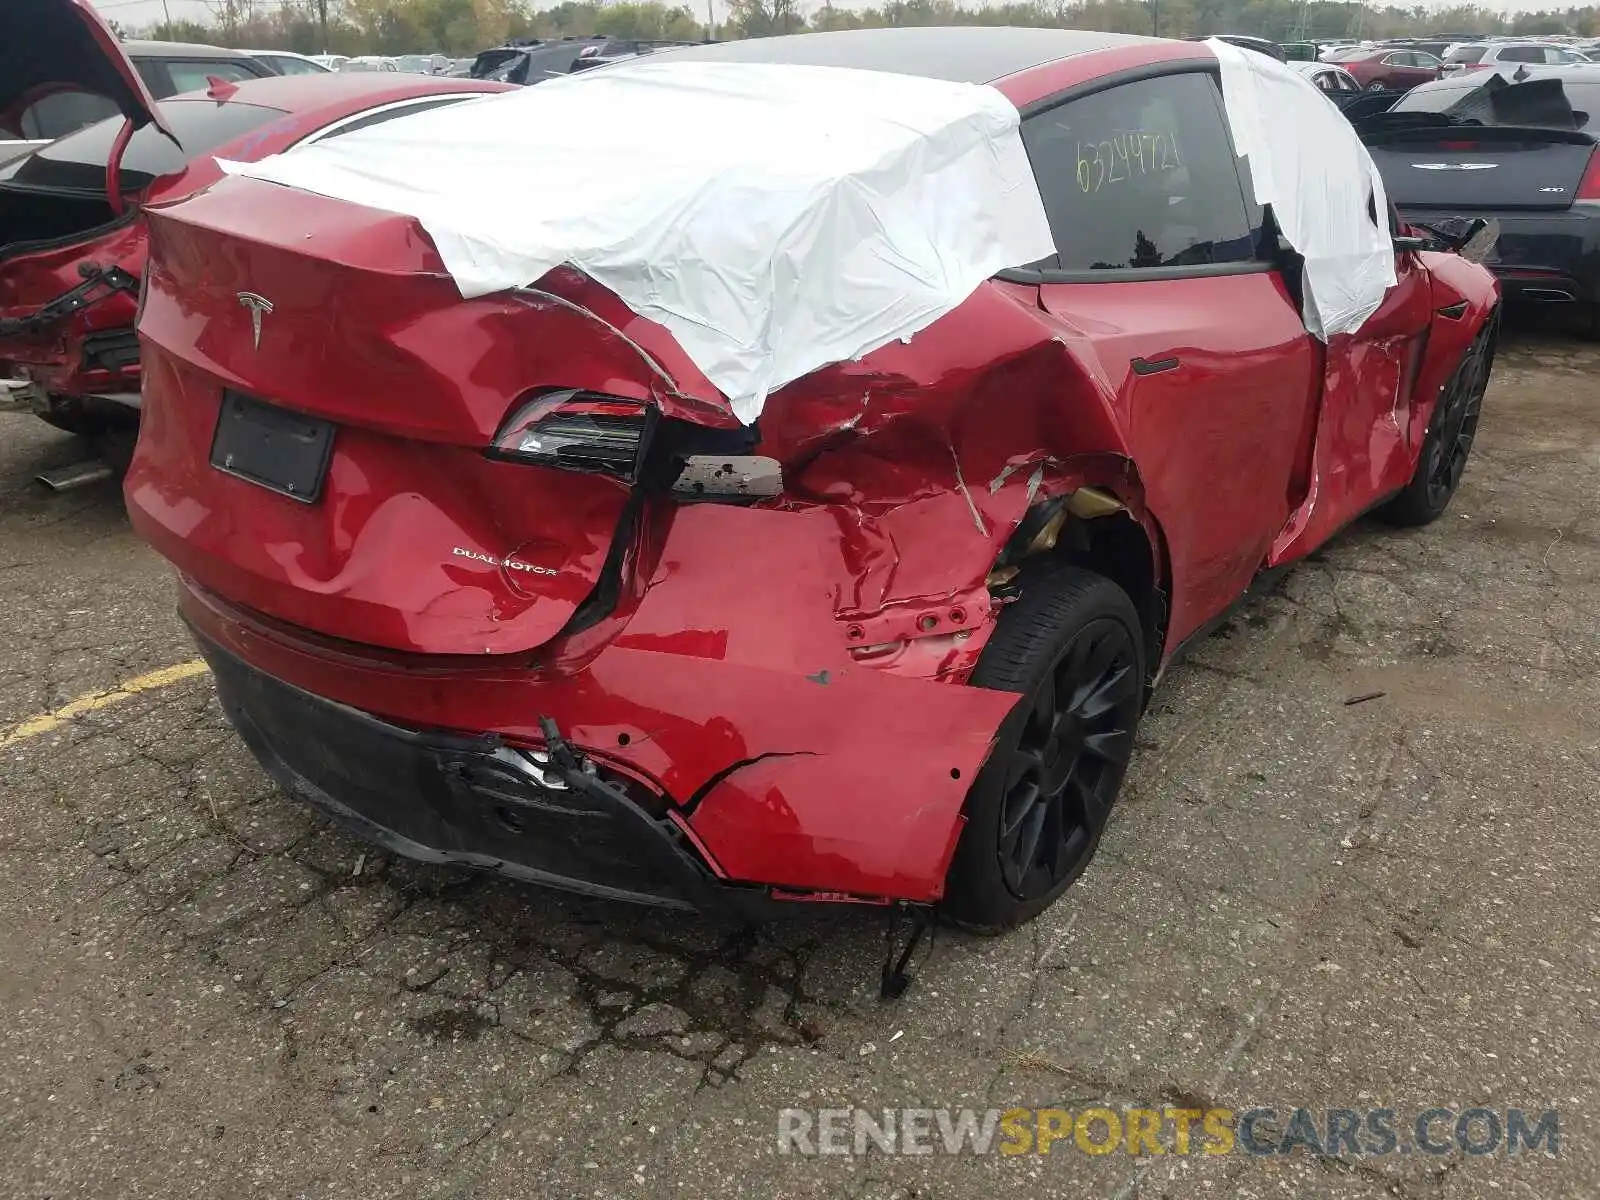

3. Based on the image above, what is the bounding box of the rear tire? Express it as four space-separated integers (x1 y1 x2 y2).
1378 317 1495 528
943 564 1146 930
1367 79 1387 91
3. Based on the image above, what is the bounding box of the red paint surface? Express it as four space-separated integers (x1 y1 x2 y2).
126 45 1501 904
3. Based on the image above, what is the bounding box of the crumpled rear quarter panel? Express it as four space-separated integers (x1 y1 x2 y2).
180 500 1024 903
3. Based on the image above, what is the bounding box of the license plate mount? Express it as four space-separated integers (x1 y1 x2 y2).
209 391 335 504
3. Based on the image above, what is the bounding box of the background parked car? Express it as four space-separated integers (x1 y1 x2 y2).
1290 61 1363 97
1381 38 1458 59
1326 45 1445 91
245 49 333 76
339 56 400 73
1374 65 1600 335
470 37 619 84
1 54 510 470
567 38 709 72
9 40 272 143
308 54 348 70
1185 34 1286 62
1443 42 1592 76
395 54 451 75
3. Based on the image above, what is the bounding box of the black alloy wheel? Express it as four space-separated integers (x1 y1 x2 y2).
945 564 1146 929
1379 316 1495 527
996 617 1140 900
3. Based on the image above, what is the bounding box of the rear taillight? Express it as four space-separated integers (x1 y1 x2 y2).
1578 150 1600 201
490 390 652 478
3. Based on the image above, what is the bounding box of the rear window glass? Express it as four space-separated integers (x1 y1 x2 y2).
0 100 284 193
1445 47 1487 63
1392 79 1600 128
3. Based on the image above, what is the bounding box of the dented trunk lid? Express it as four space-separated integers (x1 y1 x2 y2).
129 178 737 657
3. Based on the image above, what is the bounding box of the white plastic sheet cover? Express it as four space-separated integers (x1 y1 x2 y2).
218 61 1055 423
1207 38 1396 340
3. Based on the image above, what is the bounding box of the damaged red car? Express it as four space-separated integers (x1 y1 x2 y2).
127 29 1499 937
0 0 507 475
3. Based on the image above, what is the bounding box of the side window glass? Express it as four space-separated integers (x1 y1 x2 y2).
165 60 258 95
1020 71 1259 273
134 59 172 97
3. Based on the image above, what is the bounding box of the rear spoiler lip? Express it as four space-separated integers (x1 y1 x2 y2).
1362 122 1600 147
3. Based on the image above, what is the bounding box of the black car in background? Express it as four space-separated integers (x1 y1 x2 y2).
1368 66 1600 335
469 37 610 83
469 36 709 84
1184 34 1287 62
567 38 708 72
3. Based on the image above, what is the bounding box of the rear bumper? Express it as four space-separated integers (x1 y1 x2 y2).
178 572 1020 906
200 631 726 910
1400 205 1600 304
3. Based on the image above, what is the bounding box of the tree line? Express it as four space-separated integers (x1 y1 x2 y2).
137 0 1600 59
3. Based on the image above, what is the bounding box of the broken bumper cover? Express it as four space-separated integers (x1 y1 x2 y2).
180 578 1021 907
201 634 722 910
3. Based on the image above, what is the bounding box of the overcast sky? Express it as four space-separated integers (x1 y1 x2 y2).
88 0 1550 31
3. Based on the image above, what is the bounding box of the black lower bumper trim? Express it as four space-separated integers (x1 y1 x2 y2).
196 633 726 910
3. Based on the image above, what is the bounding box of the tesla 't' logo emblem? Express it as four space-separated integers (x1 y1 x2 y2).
236 292 274 350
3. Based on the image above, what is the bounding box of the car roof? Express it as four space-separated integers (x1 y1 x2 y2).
123 40 258 59
646 27 1164 84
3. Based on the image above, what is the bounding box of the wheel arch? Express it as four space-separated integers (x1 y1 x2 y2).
987 483 1173 680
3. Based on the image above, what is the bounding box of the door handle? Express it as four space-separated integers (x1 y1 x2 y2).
1131 355 1180 376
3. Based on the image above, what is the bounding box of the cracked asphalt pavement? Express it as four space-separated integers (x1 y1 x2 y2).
2 321 1597 1199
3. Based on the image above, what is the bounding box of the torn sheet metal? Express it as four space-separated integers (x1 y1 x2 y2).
217 60 1055 423
1207 38 1397 340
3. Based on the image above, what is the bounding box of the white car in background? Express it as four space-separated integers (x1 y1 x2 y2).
1290 61 1363 95
339 56 400 73
308 54 349 70
1443 41 1593 75
244 49 333 76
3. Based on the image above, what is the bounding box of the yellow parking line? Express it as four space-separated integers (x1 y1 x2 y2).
0 660 212 750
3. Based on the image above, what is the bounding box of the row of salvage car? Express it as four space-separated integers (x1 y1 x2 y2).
0 2 1515 988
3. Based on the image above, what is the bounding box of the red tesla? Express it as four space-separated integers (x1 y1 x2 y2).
1 0 508 470
126 29 1499 938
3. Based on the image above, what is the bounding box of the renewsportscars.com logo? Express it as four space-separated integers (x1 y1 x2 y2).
776 1106 1561 1158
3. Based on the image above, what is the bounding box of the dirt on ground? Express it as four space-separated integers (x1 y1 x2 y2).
0 317 1596 1199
